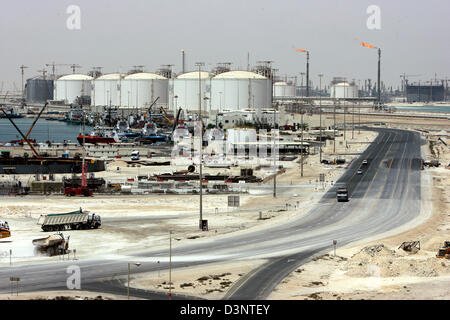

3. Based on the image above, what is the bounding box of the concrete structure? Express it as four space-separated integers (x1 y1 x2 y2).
54 74 93 104
92 73 123 108
273 81 296 97
169 71 212 114
120 73 168 110
211 71 272 112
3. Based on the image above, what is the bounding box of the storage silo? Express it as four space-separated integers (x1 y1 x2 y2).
170 71 212 114
273 81 296 97
26 77 54 103
54 74 93 104
93 73 123 107
121 72 168 109
330 81 358 99
211 71 271 112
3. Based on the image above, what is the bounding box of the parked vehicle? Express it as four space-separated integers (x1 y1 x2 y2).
131 150 140 161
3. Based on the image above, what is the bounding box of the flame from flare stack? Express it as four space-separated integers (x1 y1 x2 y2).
296 48 308 53
361 41 377 48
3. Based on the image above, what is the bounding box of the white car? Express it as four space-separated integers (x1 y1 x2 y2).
357 169 363 174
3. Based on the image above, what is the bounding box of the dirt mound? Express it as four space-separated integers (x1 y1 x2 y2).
345 244 449 278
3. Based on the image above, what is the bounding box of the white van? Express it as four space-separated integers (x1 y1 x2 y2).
131 150 140 161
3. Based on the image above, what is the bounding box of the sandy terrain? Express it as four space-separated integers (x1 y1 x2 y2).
0 290 132 300
1 112 447 300
268 119 450 300
0 130 377 267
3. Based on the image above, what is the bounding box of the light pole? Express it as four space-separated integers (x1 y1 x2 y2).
273 106 277 198
300 72 305 96
318 74 323 163
195 62 205 230
169 230 172 299
218 92 223 112
127 262 141 300
301 107 304 177
174 95 178 115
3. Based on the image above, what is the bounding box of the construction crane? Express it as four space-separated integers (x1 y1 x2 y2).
70 64 82 74
37 69 47 80
45 63 76 79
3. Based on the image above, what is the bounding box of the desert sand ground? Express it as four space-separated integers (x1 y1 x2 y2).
0 110 448 300
268 114 450 300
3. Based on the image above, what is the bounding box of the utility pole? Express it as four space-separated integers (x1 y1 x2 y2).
195 62 205 230
377 48 381 106
301 107 304 176
333 101 336 154
318 74 323 163
300 72 305 96
169 230 172 299
273 106 277 198
306 51 310 97
20 65 28 103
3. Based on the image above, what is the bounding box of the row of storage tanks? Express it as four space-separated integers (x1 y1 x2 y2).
27 73 358 109
45 70 272 112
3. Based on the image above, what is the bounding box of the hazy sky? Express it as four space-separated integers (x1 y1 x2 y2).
1 0 449 90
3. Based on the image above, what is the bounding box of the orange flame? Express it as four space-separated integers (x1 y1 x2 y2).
296 48 308 53
361 41 376 48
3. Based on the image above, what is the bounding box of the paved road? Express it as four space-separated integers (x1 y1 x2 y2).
0 127 422 300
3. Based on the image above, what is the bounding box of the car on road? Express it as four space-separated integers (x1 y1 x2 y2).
362 160 368 165
357 169 363 174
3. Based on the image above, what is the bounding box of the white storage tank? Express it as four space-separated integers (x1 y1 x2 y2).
170 71 212 113
273 81 296 97
93 73 123 107
211 71 271 112
54 74 93 104
121 72 168 109
330 82 358 99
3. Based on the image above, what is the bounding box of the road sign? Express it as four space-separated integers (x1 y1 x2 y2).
10 277 20 282
228 195 240 207
333 240 337 245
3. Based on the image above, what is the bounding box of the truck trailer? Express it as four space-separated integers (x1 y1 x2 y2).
37 208 101 232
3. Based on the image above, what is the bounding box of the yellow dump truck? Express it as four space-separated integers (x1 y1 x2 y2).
32 233 69 256
0 221 10 239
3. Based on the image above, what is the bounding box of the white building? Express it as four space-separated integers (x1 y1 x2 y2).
273 81 296 97
169 71 212 114
210 71 272 112
54 74 93 104
120 72 168 109
92 73 123 107
330 82 358 99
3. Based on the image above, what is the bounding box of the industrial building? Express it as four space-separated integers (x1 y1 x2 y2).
169 71 212 114
330 78 358 99
210 71 272 112
25 77 54 104
92 73 123 108
273 81 296 97
120 72 168 110
406 84 445 102
54 74 93 105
